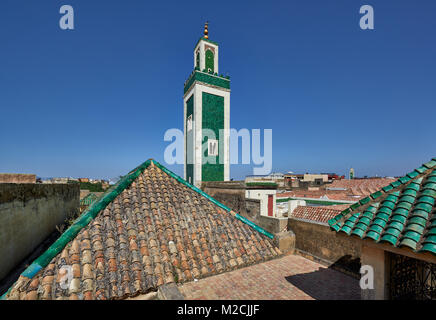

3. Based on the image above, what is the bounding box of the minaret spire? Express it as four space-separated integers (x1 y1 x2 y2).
204 21 209 39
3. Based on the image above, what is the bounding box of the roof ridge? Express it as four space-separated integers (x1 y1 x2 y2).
150 159 274 240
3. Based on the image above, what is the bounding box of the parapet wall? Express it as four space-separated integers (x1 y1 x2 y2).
0 183 79 280
201 181 247 215
288 217 362 274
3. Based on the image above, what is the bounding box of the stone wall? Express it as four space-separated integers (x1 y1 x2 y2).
201 181 247 214
288 217 362 273
201 181 295 253
0 183 79 280
0 174 36 184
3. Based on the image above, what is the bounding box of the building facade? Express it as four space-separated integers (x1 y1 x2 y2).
184 23 230 187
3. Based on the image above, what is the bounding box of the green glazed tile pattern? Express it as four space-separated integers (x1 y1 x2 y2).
328 159 436 256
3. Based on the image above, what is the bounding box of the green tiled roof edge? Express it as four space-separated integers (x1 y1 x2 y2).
184 71 230 94
151 160 274 240
1 159 153 300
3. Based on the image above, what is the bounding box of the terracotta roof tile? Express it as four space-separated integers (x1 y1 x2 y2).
291 206 342 224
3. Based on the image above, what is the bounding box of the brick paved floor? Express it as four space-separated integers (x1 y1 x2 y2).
179 254 361 300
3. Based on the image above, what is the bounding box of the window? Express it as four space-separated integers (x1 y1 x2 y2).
205 49 214 73
208 139 218 156
187 115 192 131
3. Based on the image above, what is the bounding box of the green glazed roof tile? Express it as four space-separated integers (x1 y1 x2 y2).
331 224 341 231
350 202 361 210
358 217 371 226
399 176 412 184
406 171 420 179
423 183 436 191
377 213 390 222
426 176 436 183
391 215 408 224
390 180 401 189
339 225 352 234
404 183 420 192
396 202 413 211
372 218 387 228
399 238 418 250
392 207 410 217
398 195 416 204
383 227 402 237
366 205 379 213
414 202 433 212
403 189 417 197
402 230 422 242
407 216 427 227
380 234 398 246
365 231 381 241
341 208 352 215
351 228 365 238
415 166 428 174
423 159 436 169
369 224 384 234
417 196 435 206
422 189 436 198
362 213 374 221
404 223 425 234
387 221 405 232
427 226 436 234
344 220 356 228
380 201 396 210
390 180 402 188
370 191 383 199
382 185 394 193
410 210 430 220
359 197 371 205
423 235 436 245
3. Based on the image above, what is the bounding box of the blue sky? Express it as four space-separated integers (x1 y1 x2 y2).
0 0 435 180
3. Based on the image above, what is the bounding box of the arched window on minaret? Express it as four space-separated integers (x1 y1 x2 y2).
205 49 214 73
195 50 200 69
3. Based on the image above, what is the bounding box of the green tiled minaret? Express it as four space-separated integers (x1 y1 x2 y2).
183 23 230 187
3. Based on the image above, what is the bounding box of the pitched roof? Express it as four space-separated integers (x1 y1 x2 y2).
278 178 395 202
4 159 280 300
326 178 396 196
329 158 436 256
291 206 342 224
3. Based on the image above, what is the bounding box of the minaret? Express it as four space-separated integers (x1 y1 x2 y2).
183 23 230 187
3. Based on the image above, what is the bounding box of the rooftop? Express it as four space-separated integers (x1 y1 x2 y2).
290 206 342 224
4 159 280 300
329 158 436 256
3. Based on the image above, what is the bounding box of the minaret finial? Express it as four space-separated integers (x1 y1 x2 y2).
204 21 209 39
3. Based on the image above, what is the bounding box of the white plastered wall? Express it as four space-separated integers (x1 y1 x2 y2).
245 189 277 217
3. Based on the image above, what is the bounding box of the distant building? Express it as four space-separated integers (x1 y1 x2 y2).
0 173 36 184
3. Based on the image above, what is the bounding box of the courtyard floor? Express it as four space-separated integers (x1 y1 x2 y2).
178 254 361 300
